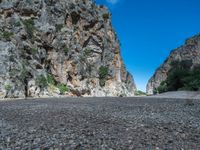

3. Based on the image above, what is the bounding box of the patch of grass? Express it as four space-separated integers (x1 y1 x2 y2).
57 84 69 95
36 75 48 89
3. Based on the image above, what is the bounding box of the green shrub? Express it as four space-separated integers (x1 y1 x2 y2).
23 19 35 37
99 66 109 87
57 84 68 95
64 47 69 55
47 74 56 85
5 84 12 91
156 60 200 94
84 48 92 57
36 75 48 89
19 67 28 82
182 69 200 91
103 13 110 20
1 31 13 41
99 66 109 79
46 73 69 94
155 81 168 94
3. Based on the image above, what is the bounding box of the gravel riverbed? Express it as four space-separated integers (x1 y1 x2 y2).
0 97 200 149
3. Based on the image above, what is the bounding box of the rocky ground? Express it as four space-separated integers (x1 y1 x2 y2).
0 97 200 150
152 91 200 99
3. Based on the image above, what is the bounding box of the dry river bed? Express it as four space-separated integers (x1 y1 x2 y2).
0 97 200 150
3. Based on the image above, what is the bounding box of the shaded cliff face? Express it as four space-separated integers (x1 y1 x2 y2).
147 34 200 95
0 0 136 98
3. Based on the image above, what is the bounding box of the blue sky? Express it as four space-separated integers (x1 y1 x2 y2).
95 0 200 91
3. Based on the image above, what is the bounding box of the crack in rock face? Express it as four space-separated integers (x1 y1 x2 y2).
0 0 137 98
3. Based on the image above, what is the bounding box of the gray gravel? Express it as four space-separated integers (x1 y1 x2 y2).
152 91 200 99
0 97 200 150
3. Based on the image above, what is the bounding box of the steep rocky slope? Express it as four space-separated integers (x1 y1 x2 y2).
0 0 136 98
147 34 200 95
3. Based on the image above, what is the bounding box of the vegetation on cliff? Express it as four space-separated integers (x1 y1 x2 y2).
155 60 200 94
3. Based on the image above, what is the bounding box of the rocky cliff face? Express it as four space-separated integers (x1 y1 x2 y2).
147 34 200 95
0 0 136 98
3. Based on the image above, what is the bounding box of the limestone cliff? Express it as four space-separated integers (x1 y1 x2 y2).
0 0 136 98
147 34 200 95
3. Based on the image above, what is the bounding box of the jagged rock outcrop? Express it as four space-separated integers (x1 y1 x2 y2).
0 0 136 98
147 34 200 95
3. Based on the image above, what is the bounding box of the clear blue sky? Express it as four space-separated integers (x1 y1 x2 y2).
95 0 200 91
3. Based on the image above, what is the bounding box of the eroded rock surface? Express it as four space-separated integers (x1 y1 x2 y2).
147 34 200 95
0 0 136 98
